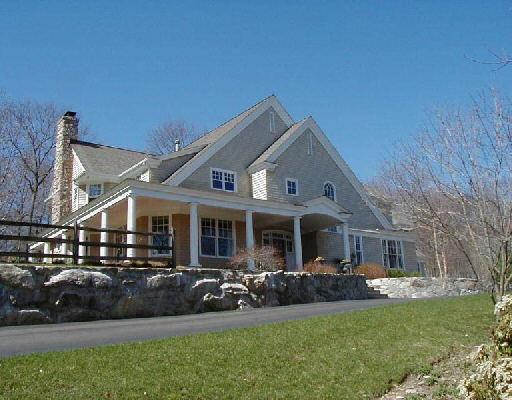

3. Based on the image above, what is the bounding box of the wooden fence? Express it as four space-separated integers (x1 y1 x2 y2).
0 219 175 266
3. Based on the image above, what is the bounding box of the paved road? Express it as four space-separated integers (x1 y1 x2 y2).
0 298 408 357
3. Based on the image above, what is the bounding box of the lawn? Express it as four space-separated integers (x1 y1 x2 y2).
0 295 493 400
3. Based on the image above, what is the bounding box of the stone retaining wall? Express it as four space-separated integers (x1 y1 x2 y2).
367 277 487 299
0 264 368 326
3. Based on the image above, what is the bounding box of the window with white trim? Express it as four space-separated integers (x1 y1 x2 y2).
353 235 363 266
211 168 236 192
151 216 170 256
307 132 313 155
324 182 336 201
269 111 276 133
286 178 298 196
382 239 404 269
88 184 102 201
327 226 338 233
201 218 234 258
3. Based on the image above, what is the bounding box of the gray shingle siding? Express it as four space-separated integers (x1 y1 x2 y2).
268 129 384 230
179 108 289 196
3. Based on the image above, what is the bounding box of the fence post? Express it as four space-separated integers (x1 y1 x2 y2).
72 221 79 265
171 228 176 268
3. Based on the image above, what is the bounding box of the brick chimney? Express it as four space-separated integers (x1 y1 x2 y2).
51 111 78 223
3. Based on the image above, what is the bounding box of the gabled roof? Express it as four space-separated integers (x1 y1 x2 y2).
248 118 309 173
71 140 156 177
248 117 394 230
164 95 294 185
185 96 274 148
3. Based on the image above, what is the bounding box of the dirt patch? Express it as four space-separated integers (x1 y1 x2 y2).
378 345 481 400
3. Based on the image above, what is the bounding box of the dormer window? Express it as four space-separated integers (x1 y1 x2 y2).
88 183 103 201
323 182 336 201
211 168 236 192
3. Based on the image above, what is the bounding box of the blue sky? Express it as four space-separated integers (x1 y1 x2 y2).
1 1 511 180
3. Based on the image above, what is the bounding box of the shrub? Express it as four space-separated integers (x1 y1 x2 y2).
354 263 387 279
386 268 420 278
303 261 337 274
229 246 285 272
459 295 512 398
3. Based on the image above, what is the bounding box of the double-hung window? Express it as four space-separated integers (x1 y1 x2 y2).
88 184 102 201
382 239 404 269
201 218 234 258
286 178 298 196
211 168 236 192
151 216 170 256
353 235 363 266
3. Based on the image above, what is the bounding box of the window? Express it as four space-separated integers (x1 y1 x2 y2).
211 168 236 192
324 182 336 201
307 132 313 155
353 235 363 266
382 239 404 269
88 184 102 200
201 218 234 258
270 111 276 133
151 216 170 256
327 226 338 233
286 178 298 196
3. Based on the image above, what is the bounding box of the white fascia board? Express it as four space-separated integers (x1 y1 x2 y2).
348 227 417 242
163 96 294 187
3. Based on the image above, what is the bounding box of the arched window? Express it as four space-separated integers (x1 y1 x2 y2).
324 182 336 201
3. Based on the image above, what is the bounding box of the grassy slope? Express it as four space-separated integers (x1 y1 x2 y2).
0 296 493 400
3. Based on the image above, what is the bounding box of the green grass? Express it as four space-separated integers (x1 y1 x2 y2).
0 295 493 400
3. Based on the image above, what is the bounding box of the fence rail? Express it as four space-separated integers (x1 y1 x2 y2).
0 219 175 266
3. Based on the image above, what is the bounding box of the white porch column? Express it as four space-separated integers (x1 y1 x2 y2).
189 202 200 267
126 194 137 260
78 224 86 264
245 210 255 271
342 222 350 261
100 210 109 264
293 216 303 271
43 242 51 264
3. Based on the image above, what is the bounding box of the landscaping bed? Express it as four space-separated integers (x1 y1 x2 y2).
0 295 493 399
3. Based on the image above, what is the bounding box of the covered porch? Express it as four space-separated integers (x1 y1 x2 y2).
45 180 351 271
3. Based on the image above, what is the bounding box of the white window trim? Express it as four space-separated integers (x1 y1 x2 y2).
147 214 173 258
381 238 405 269
308 131 313 155
199 217 237 259
86 183 103 203
210 168 238 193
353 234 364 265
323 181 337 202
285 178 299 196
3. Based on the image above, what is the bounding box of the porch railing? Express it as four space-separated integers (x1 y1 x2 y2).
0 219 175 266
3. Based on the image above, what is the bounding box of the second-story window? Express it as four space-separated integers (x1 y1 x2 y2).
211 168 236 192
88 184 102 201
324 182 336 201
286 178 298 196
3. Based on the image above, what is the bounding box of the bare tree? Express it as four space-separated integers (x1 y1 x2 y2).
145 120 202 155
468 49 512 70
377 89 512 302
0 97 87 225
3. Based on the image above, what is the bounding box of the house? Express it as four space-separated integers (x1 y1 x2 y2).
43 95 417 271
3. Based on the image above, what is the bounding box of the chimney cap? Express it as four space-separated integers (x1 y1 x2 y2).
64 111 76 117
